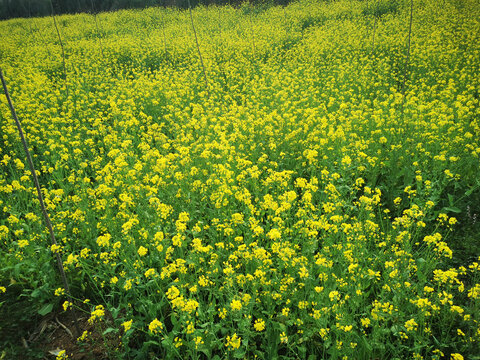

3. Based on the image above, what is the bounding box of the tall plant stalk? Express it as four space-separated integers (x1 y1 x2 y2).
0 68 80 338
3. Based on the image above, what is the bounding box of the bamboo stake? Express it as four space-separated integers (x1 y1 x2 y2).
0 68 80 338
249 11 256 57
187 0 209 96
27 0 53 59
161 12 168 59
49 0 69 98
90 0 104 57
372 15 377 53
401 0 414 114
157 0 171 61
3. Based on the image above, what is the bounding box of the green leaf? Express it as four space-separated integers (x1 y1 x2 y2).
144 340 161 347
444 206 461 214
465 187 475 196
448 194 454 207
199 349 211 358
161 338 171 347
31 288 41 298
111 307 120 318
38 303 53 316
103 327 118 335
416 257 426 265
233 349 246 358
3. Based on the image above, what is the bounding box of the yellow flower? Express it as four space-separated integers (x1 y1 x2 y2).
341 155 352 165
148 318 163 334
55 288 65 296
144 268 156 278
266 228 281 240
80 248 90 258
404 318 418 332
303 149 318 164
88 305 105 324
360 318 371 327
225 333 241 350
254 318 265 332
319 328 329 339
194 336 204 349
18 240 29 248
218 307 227 319
174 337 183 348
230 299 242 311
468 284 480 299
122 319 133 332
329 291 340 302
62 301 72 311
298 266 309 279
124 279 134 291
96 233 111 247
137 246 148 256
77 330 89 342
55 350 68 359
51 244 62 253
154 231 164 241
166 286 180 300
343 325 353 332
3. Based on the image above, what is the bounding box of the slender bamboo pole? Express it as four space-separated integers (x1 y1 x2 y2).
401 0 414 114
49 0 69 98
90 0 104 57
161 14 168 59
157 0 170 61
217 0 223 39
250 11 256 57
27 0 53 59
0 68 80 337
187 0 209 96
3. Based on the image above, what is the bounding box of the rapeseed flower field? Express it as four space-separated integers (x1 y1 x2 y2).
1 0 480 358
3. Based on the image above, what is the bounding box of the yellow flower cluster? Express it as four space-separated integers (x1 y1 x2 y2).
0 0 479 359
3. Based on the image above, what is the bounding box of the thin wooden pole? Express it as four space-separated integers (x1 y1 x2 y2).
249 11 256 57
401 0 414 114
49 0 69 98
27 0 53 59
161 14 168 59
90 0 104 57
0 68 80 338
187 0 209 96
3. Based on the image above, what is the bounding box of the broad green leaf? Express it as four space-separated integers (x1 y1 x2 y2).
38 303 53 316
